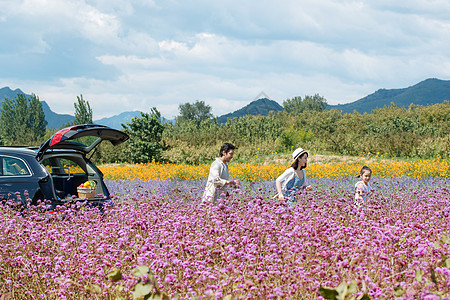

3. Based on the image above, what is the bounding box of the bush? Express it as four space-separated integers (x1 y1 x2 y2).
275 127 314 152
122 109 166 163
162 141 219 165
416 136 450 158
161 102 450 163
90 142 129 164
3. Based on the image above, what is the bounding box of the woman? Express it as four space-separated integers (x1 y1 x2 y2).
275 147 312 205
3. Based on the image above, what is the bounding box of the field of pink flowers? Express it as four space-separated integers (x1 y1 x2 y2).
0 177 449 299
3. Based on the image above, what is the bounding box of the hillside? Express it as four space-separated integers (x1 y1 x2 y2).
328 78 450 113
95 111 143 129
217 98 284 124
40 101 74 128
0 87 23 101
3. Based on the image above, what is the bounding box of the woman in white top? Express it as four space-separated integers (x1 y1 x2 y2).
354 166 372 207
275 147 312 205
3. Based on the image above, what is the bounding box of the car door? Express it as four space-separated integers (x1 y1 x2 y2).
36 124 129 161
0 155 37 203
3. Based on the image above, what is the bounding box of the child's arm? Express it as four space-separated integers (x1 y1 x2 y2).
355 182 364 199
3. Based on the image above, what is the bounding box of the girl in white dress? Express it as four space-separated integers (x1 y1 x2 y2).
355 166 372 207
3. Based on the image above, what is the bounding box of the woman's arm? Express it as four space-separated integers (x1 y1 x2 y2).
275 179 284 200
275 168 293 201
302 170 312 191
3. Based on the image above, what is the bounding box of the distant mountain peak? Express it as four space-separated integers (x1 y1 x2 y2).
217 97 283 124
253 91 270 101
94 111 143 129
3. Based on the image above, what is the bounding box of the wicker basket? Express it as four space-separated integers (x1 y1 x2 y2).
77 187 96 199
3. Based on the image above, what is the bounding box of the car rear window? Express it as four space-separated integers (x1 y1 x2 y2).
1 157 31 176
42 157 85 174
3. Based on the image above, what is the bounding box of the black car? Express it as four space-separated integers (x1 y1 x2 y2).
0 124 129 209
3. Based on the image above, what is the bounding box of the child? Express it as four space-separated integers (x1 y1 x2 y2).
354 166 372 207
275 147 312 206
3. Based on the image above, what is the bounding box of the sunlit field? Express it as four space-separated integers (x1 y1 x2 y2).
0 157 449 299
99 157 450 181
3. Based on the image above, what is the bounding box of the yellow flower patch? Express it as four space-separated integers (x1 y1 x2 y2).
99 157 449 181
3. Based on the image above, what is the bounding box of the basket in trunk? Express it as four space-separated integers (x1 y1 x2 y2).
77 187 96 199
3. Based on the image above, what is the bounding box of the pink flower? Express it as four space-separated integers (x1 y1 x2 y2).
165 273 175 284
413 246 427 256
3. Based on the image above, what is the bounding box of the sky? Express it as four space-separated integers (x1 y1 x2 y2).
1 0 450 120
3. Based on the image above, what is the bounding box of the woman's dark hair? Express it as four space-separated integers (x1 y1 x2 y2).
291 152 308 170
359 165 372 176
219 143 236 157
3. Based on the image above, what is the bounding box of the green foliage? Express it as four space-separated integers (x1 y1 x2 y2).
62 94 93 128
319 281 370 300
283 94 327 115
2 92 447 163
103 266 169 300
106 268 122 282
163 101 449 163
121 108 165 163
162 140 219 164
177 100 213 125
163 112 284 164
73 94 93 125
89 141 129 164
276 126 314 151
0 93 47 146
131 265 170 300
415 269 425 282
223 112 283 143
416 136 450 158
164 118 220 146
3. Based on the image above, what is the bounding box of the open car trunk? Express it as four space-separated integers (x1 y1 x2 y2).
41 153 109 206
36 124 129 161
37 124 129 206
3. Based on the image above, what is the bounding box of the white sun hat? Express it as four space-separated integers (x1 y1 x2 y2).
292 147 308 160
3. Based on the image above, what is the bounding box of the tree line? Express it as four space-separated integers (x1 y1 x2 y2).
0 94 94 146
1 93 448 164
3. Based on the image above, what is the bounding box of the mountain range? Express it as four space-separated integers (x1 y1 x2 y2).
327 78 450 113
1 78 449 129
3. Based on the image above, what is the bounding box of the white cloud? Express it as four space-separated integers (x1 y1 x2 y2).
2 0 450 120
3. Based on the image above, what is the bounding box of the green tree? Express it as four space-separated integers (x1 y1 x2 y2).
283 96 302 115
283 94 327 115
121 108 165 163
73 94 93 125
0 93 47 145
177 100 213 125
276 126 314 151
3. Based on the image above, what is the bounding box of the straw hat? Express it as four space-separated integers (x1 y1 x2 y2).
292 147 308 160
